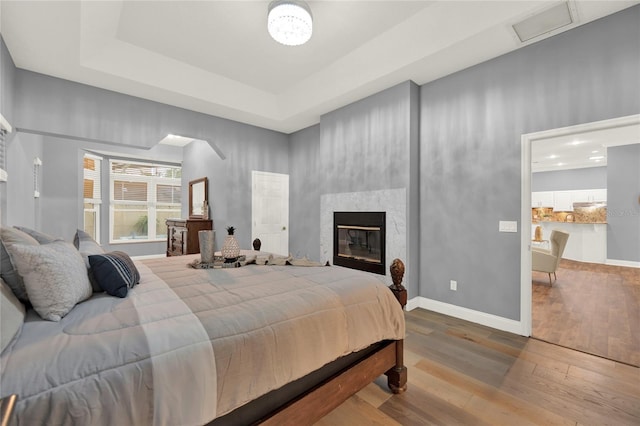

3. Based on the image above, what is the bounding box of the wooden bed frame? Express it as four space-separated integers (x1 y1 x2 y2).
257 258 408 425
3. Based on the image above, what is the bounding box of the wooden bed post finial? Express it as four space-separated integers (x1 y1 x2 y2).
390 258 405 291
386 258 408 394
389 258 407 309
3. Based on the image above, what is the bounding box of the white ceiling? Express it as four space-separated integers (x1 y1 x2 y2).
1 1 638 134
532 122 640 172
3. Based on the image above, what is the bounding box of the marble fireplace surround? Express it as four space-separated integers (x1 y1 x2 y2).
320 188 407 287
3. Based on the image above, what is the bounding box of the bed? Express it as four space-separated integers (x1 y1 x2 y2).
0 241 406 426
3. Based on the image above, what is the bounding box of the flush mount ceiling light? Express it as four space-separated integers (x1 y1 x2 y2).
268 1 313 46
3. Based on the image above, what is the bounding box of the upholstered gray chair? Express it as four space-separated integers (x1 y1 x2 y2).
532 230 570 286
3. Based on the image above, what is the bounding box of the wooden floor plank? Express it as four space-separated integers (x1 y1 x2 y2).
501 368 638 426
415 357 573 426
315 394 402 426
407 359 473 408
568 364 640 399
379 382 490 426
532 363 640 417
355 377 394 409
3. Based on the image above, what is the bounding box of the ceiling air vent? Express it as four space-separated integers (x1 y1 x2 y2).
512 2 573 43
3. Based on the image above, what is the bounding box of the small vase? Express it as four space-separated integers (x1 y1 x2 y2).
199 230 215 263
534 226 543 242
222 235 240 260
202 200 209 220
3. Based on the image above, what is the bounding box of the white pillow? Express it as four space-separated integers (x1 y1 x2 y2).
10 241 93 321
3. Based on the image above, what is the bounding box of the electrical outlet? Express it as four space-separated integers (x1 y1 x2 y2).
450 280 457 291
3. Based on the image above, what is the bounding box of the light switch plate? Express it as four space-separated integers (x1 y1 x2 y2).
499 220 518 233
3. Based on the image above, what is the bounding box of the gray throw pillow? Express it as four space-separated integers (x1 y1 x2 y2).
1 277 25 354
13 226 62 244
0 227 40 303
73 229 105 292
10 241 93 321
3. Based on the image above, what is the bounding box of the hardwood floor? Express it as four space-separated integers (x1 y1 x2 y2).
532 259 640 367
316 309 640 426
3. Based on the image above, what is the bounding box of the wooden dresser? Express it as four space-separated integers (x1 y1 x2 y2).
166 219 213 256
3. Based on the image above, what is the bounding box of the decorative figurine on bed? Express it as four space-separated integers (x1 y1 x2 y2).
221 226 241 262
252 238 261 251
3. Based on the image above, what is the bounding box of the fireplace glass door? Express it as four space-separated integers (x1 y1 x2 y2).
333 212 385 275
337 226 382 264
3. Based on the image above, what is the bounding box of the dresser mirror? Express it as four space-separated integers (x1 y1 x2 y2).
189 177 208 219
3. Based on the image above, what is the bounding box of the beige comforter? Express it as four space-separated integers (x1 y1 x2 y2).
0 253 405 425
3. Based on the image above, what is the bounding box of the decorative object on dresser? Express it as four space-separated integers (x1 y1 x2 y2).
188 177 208 219
198 230 215 263
165 218 213 256
221 226 241 261
202 200 209 220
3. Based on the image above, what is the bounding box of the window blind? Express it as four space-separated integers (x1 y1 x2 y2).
83 154 102 202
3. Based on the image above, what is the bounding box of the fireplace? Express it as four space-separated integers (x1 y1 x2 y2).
333 211 386 275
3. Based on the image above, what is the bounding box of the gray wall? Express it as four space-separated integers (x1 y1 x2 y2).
0 35 16 224
0 35 14 124
289 124 320 259
532 166 607 192
289 81 420 297
14 70 290 157
607 144 640 262
5 132 43 229
420 6 640 320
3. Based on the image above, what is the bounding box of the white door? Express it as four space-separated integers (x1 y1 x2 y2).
252 171 289 256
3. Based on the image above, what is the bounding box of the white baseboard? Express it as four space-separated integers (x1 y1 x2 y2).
405 297 421 311
406 296 527 336
605 259 640 268
131 254 166 260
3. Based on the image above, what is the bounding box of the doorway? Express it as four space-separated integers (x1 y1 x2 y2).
520 114 640 365
251 170 289 256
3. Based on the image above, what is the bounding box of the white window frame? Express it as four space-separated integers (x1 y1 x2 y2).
83 153 102 243
109 159 181 244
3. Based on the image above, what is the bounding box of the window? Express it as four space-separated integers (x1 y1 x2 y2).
83 154 102 242
109 160 181 243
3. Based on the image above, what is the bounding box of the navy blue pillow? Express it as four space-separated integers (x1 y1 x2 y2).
88 251 140 298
